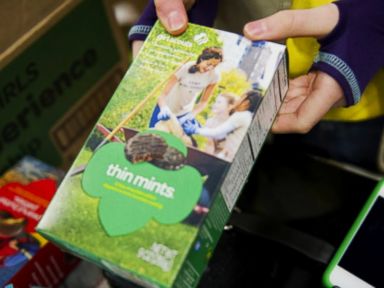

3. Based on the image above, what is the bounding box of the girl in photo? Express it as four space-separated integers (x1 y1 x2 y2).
149 47 223 144
203 92 237 156
185 90 262 161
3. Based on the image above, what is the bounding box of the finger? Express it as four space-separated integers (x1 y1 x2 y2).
155 0 188 35
285 86 307 101
289 74 315 89
279 95 307 114
283 75 314 101
244 4 339 41
272 72 343 133
132 41 144 58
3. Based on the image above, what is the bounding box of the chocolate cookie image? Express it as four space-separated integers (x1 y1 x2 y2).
150 147 186 170
125 133 168 163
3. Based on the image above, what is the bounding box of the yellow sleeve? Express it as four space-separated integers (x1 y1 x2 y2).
287 0 384 121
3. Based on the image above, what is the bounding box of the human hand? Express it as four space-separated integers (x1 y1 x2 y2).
178 112 194 125
130 0 192 58
157 106 172 121
274 72 344 133
130 0 218 57
154 0 218 35
182 119 200 136
244 4 345 133
154 0 194 35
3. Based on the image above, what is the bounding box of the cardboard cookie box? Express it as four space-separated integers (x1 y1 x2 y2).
37 22 288 288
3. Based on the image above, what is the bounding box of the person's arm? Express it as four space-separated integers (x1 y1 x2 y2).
129 1 158 56
185 114 245 139
197 118 236 139
156 74 179 120
128 1 158 43
244 0 384 133
311 0 384 107
158 75 178 108
191 83 217 117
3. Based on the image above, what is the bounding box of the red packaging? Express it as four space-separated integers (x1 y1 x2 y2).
0 157 79 287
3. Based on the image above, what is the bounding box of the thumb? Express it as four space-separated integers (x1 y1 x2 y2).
155 0 188 35
244 4 339 41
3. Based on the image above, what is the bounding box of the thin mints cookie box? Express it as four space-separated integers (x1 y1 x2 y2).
37 21 288 288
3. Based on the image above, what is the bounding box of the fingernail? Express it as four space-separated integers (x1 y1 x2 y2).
245 21 267 36
167 10 184 32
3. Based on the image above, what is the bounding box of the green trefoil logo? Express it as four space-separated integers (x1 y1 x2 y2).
82 131 203 236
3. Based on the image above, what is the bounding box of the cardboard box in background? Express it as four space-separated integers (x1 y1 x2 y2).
38 22 288 288
0 0 63 54
0 0 129 174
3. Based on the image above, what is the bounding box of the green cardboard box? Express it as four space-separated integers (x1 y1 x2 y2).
0 0 128 173
37 22 288 288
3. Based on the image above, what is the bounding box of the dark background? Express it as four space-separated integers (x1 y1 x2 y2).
340 197 384 287
199 141 378 288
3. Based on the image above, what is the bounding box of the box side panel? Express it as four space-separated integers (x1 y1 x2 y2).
174 193 230 288
246 54 288 170
221 53 288 211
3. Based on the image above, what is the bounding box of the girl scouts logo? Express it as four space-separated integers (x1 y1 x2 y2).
194 33 208 45
82 131 203 236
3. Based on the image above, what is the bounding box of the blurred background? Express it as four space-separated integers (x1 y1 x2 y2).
0 1 381 288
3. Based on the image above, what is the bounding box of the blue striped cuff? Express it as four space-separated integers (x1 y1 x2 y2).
314 52 361 104
128 25 153 41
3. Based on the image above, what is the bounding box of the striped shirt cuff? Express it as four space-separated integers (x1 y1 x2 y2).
313 52 361 106
128 25 153 42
